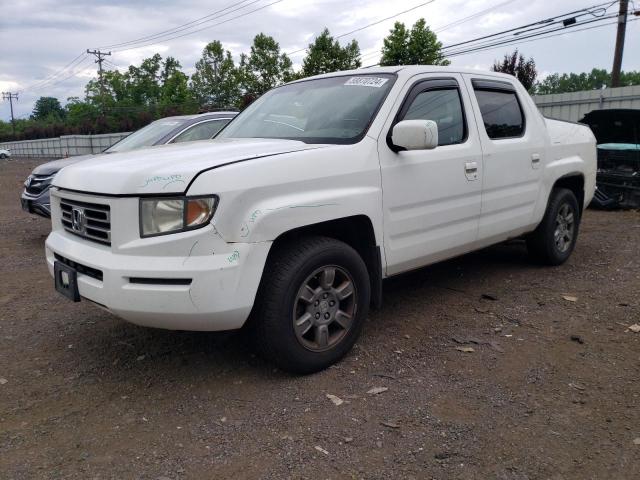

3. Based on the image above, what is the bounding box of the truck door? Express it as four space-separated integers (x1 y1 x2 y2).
463 76 545 242
378 74 483 276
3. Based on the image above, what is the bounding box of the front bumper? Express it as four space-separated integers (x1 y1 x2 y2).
46 231 270 331
21 188 51 218
592 171 640 209
45 189 271 331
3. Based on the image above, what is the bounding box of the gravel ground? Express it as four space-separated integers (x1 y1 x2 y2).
1 158 639 480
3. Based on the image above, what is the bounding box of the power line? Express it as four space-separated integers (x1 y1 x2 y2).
441 1 618 51
21 52 88 93
286 1 437 57
27 57 94 95
111 0 285 52
446 15 639 59
21 0 261 91
433 0 518 33
363 1 622 67
443 13 619 57
358 0 519 64
102 59 119 69
98 0 260 50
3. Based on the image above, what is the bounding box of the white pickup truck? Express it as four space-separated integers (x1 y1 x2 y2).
46 66 596 373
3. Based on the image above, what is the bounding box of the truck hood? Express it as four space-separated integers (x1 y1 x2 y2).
53 138 329 195
32 154 96 176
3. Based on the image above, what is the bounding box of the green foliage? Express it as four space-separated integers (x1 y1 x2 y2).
380 19 449 66
300 28 361 77
241 33 294 100
534 68 640 94
190 41 242 109
65 97 100 130
492 50 537 91
31 97 65 121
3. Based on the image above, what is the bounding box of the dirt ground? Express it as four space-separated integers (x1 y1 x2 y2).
1 158 639 480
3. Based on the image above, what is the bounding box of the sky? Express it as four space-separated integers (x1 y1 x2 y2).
1 0 638 121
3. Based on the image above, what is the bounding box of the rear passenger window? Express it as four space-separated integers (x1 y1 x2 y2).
402 89 466 146
474 89 525 139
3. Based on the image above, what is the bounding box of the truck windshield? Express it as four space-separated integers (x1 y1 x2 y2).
105 119 183 153
218 74 395 144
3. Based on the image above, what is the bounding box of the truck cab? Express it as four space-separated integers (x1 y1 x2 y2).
45 66 596 373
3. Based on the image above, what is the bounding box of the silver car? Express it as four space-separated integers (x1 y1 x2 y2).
21 111 237 218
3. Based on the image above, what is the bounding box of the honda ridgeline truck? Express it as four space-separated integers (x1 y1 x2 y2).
45 66 596 373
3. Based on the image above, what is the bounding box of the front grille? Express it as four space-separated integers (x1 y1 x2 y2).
54 253 103 281
26 174 54 196
60 198 111 246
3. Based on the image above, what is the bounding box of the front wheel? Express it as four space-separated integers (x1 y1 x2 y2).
253 236 370 374
527 188 580 265
0 154 7 159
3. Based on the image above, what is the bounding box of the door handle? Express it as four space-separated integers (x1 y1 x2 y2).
464 162 478 181
531 153 541 169
464 162 478 173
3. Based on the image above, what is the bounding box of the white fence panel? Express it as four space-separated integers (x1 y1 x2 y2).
533 85 640 122
0 132 131 158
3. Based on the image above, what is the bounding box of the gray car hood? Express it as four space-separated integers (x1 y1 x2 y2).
32 154 97 176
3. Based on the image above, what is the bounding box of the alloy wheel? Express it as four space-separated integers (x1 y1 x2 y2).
292 266 357 352
554 203 575 253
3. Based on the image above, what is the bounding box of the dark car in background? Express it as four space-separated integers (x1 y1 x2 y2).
21 111 237 218
580 109 640 209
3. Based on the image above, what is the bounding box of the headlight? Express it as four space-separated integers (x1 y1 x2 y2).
140 196 218 237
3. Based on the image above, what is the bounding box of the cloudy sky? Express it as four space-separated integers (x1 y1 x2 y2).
1 0 638 121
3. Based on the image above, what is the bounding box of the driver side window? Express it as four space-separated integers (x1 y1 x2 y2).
401 88 466 146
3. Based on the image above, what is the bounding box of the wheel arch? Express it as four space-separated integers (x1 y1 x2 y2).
552 173 585 216
266 215 383 309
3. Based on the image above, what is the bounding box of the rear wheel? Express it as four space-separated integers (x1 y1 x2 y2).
0 154 7 159
527 188 580 265
254 236 370 374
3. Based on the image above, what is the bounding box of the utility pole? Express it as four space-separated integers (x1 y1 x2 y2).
86 49 111 114
2 92 18 137
611 0 628 88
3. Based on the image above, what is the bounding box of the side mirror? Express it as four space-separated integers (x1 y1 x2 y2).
391 120 438 151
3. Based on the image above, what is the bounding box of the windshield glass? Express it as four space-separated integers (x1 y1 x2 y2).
105 119 184 153
218 74 395 144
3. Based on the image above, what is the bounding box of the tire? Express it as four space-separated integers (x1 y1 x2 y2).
526 188 580 266
253 236 370 374
0 154 6 159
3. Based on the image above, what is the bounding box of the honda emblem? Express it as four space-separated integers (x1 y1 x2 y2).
71 207 86 233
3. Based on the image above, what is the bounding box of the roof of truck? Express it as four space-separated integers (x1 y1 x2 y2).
295 65 517 83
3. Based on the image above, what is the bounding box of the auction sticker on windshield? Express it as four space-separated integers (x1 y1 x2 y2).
344 77 389 88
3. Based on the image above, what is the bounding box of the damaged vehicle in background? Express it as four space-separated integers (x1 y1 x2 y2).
20 112 237 218
580 109 640 209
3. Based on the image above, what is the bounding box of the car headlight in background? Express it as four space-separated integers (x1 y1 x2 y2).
140 196 218 237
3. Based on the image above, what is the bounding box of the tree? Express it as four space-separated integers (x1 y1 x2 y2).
492 50 537 91
159 58 196 114
127 54 163 106
190 41 242 108
65 97 100 132
300 28 361 77
31 97 65 121
380 19 449 66
534 68 640 94
241 33 294 99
